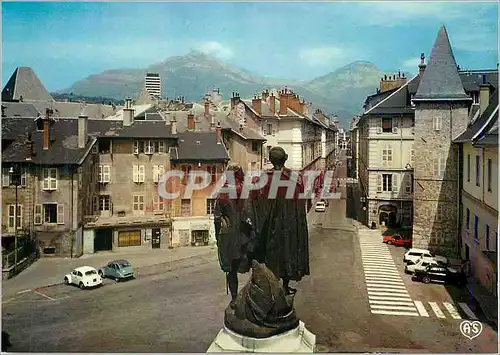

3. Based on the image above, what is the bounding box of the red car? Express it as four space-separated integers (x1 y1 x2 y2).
383 234 412 247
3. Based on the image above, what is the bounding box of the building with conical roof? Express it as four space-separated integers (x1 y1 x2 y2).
412 25 473 254
1 67 54 103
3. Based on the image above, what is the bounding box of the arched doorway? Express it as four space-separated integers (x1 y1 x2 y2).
378 204 398 227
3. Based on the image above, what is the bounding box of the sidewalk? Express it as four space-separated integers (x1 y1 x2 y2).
2 245 216 298
465 276 498 327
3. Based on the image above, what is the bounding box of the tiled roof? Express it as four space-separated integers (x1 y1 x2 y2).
1 67 54 102
171 132 229 162
30 100 121 120
2 102 40 118
2 118 95 165
460 70 498 92
414 26 470 101
363 75 419 115
454 90 498 143
134 87 155 106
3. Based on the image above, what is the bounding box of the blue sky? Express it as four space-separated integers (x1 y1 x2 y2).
2 1 498 91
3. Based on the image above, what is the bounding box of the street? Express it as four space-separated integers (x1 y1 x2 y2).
2 194 497 352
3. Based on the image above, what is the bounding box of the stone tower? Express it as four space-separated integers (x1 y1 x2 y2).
412 25 472 255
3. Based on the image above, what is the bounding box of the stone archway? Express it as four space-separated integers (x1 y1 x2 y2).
378 204 398 228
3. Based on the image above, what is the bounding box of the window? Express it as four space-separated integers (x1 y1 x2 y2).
437 204 444 221
206 199 216 215
433 117 442 131
153 165 165 183
405 174 413 193
487 158 492 191
144 140 154 154
266 123 272 136
156 141 166 154
485 224 490 250
153 195 164 211
382 118 392 133
98 139 112 154
251 142 259 152
467 154 470 182
43 203 64 224
133 140 140 154
133 165 145 183
34 204 42 225
133 195 145 211
7 204 22 230
382 145 392 166
99 195 111 211
473 215 479 241
465 208 470 230
433 156 446 178
92 144 98 154
20 168 27 187
181 165 191 184
2 168 11 187
181 199 191 217
42 168 58 190
207 166 217 184
410 149 415 166
99 165 111 183
475 155 480 186
382 174 392 192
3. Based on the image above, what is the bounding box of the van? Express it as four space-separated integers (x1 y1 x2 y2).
403 248 448 265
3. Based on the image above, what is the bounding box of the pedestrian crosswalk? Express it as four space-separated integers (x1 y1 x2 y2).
358 228 479 321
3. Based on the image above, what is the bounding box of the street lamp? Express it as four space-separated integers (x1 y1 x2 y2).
9 165 22 275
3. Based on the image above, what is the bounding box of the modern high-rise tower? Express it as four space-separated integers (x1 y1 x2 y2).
145 72 161 98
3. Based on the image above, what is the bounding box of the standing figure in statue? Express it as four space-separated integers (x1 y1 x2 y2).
252 146 310 295
214 164 256 308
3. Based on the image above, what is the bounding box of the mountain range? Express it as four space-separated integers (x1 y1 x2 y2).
58 50 398 127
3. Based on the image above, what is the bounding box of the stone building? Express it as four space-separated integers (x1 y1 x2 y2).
411 26 473 254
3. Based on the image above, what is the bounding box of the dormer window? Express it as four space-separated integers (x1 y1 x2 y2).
36 118 44 131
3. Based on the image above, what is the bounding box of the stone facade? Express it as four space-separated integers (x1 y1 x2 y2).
412 101 469 255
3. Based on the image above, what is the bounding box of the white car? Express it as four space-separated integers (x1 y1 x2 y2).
403 248 448 265
64 266 103 290
404 257 441 274
315 201 326 212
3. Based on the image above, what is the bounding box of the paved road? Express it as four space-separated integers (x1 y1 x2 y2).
2 201 497 352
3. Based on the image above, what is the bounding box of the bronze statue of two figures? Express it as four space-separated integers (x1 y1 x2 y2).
214 147 310 338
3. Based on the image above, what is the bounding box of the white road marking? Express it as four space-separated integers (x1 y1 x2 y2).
368 295 412 301
413 301 429 317
458 302 478 320
368 291 410 297
370 304 418 311
364 272 402 277
367 288 409 295
363 262 397 268
17 289 32 294
429 302 446 318
366 283 406 289
443 302 462 319
369 300 415 306
365 280 405 286
371 310 420 316
34 291 55 301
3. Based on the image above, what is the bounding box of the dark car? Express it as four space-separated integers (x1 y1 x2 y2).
412 265 466 285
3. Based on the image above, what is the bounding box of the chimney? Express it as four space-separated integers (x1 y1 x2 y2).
479 75 492 115
42 108 53 151
123 97 134 126
252 96 262 115
231 92 240 109
204 98 210 116
78 113 88 149
269 93 276 114
187 112 195 130
216 121 221 144
418 53 426 77
279 89 289 115
171 115 177 135
25 133 34 160
262 89 269 101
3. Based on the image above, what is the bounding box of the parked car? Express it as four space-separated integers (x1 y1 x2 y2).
412 265 466 285
315 201 326 212
383 234 412 248
99 259 135 281
64 266 102 289
403 248 448 265
404 256 442 274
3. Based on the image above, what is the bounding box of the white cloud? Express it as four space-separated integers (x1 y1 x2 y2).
197 41 234 60
299 46 348 67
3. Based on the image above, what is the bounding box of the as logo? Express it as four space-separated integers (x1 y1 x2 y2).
460 320 483 340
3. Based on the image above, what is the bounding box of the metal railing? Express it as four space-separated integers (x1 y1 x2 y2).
2 241 37 270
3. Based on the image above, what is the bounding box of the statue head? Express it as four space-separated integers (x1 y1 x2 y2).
269 147 288 169
225 163 245 183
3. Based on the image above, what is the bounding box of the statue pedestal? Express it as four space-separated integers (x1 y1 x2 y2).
207 321 316 353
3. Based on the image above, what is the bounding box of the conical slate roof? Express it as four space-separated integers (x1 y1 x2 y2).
1 67 54 102
414 26 470 101
134 86 154 105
